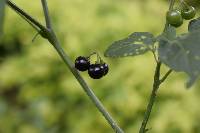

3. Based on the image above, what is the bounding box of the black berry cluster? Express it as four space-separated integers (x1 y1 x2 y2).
75 53 109 79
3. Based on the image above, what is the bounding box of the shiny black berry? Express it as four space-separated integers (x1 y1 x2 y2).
100 63 109 76
88 64 104 79
75 56 90 71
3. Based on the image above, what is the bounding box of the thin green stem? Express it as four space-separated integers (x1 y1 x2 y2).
139 0 175 132
179 0 190 8
41 0 52 29
7 0 124 132
32 32 40 42
151 50 158 63
6 0 47 32
139 62 161 133
160 69 173 84
18 12 40 32
87 52 102 63
169 0 175 10
49 32 124 133
139 67 173 133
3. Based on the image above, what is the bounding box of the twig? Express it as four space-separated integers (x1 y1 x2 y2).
151 50 158 63
7 0 46 32
41 0 52 29
160 69 173 84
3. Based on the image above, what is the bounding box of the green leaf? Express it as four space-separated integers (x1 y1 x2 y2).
158 30 200 88
0 0 6 37
104 32 155 58
188 17 200 32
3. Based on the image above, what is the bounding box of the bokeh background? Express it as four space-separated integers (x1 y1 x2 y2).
0 0 200 133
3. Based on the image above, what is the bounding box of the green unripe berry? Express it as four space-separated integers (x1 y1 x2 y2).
181 6 196 20
166 10 183 27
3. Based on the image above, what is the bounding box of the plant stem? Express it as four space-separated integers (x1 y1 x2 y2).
41 0 52 29
139 0 175 132
169 0 175 10
139 67 173 133
139 62 161 133
7 0 124 132
7 0 46 32
160 69 173 84
49 32 124 133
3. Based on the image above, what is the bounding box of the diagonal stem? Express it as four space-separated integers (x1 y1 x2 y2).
40 0 124 131
7 0 46 32
160 69 173 84
7 0 124 132
49 32 124 133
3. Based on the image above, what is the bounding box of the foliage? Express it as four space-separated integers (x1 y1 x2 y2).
104 32 155 58
158 26 200 88
105 16 200 88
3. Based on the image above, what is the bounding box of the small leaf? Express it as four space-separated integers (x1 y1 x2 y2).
158 30 200 88
188 17 200 32
0 0 6 37
104 32 156 58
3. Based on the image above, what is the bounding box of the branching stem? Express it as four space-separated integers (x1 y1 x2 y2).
41 0 52 29
139 62 161 133
160 69 173 84
139 0 175 132
7 0 46 31
6 0 124 132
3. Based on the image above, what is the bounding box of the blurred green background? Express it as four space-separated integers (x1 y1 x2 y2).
0 0 200 133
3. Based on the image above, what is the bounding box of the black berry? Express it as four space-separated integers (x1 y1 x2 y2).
75 56 90 71
100 63 109 76
88 64 104 79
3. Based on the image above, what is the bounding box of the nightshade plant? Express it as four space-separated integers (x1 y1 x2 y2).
0 0 199 133
105 0 200 132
